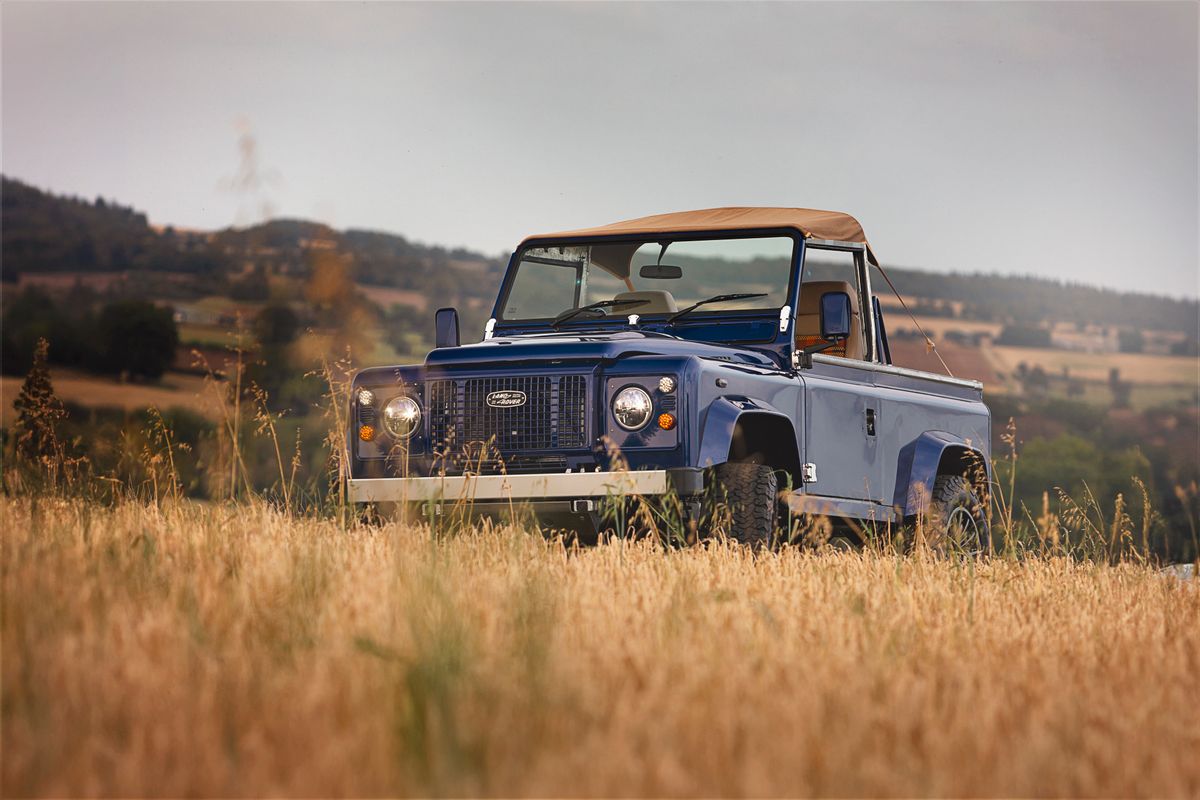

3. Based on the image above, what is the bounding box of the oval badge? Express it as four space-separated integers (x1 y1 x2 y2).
486 390 527 408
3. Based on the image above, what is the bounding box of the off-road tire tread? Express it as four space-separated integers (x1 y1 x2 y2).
929 474 991 552
714 462 778 547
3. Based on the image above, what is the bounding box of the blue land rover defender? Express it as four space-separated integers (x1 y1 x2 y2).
349 208 991 548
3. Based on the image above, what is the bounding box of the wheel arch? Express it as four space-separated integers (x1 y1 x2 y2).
698 397 802 487
894 431 992 518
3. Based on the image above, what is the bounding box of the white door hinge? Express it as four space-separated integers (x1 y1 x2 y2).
802 463 817 483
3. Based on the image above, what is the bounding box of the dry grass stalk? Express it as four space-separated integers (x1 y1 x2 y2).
3 496 1197 798
308 349 355 521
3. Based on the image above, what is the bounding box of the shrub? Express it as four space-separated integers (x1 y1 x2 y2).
96 300 179 379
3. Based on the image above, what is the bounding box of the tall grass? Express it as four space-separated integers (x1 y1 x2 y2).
4 352 1198 795
6 340 1194 560
3 495 1198 797
989 418 1198 563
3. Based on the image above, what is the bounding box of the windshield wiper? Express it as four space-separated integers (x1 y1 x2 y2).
552 298 649 329
666 293 768 324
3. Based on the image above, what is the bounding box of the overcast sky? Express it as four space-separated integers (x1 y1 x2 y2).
3 1 1197 297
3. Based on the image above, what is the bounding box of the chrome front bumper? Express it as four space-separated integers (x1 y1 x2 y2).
348 469 702 505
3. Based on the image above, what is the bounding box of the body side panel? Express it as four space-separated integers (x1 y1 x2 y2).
693 363 802 472
800 360 887 502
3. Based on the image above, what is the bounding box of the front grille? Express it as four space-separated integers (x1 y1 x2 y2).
427 375 589 467
465 376 554 450
557 375 587 448
427 379 457 447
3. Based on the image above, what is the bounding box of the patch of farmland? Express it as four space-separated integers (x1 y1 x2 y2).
356 283 427 310
989 345 1199 386
887 338 1002 386
177 323 242 348
888 314 1003 338
0 370 217 425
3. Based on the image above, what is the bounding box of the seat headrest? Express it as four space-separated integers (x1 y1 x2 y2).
613 290 679 314
798 280 859 314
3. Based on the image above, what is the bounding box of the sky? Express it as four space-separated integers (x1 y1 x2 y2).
2 1 1197 298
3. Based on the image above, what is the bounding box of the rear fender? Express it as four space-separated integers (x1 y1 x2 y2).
894 430 992 517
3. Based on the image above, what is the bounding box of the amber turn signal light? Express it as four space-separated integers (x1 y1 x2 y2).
657 413 677 430
358 424 376 442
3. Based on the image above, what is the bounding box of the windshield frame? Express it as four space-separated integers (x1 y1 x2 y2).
492 228 802 342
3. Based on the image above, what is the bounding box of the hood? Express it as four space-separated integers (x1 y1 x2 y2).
423 330 777 369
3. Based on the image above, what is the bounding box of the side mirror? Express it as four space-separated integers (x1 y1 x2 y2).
793 291 854 370
434 307 460 348
819 291 852 341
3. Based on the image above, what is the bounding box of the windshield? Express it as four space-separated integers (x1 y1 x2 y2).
499 235 795 323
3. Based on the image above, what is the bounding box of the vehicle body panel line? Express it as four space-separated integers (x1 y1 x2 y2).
812 353 984 392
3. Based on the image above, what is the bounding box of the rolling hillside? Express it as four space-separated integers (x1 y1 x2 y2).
4 175 1196 336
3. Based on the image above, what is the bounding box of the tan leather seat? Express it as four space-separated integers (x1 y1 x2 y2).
794 280 865 360
613 290 679 314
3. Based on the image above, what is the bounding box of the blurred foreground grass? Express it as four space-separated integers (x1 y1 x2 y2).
3 496 1198 797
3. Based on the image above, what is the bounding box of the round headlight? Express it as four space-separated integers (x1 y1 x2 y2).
612 386 653 431
382 396 421 438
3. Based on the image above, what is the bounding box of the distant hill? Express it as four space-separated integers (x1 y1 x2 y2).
1 177 504 327
2 176 1196 334
874 269 1198 335
1 176 225 277
206 217 504 304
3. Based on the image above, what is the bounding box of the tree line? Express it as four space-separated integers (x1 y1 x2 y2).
2 177 502 317
4 175 1195 337
2 288 178 379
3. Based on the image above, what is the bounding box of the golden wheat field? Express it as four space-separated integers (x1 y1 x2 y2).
2 496 1198 798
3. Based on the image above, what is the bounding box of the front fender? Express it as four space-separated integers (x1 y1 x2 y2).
697 396 795 469
894 430 992 517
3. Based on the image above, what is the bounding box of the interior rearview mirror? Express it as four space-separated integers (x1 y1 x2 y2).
638 264 683 279
819 292 852 340
434 307 460 348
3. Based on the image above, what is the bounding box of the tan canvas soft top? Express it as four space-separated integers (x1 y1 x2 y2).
521 207 878 266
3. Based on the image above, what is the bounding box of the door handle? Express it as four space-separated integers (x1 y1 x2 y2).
866 408 877 436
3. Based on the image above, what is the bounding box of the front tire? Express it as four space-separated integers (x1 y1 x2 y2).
711 462 779 548
926 475 991 556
